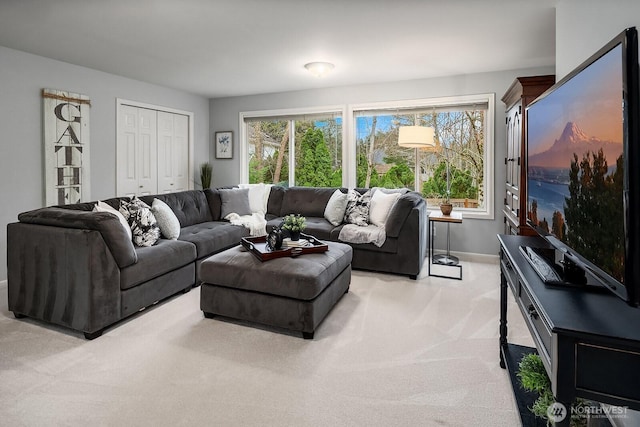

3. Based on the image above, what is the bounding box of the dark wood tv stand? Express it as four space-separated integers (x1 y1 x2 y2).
498 234 640 426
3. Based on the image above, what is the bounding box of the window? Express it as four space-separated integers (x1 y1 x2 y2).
240 94 494 219
351 94 494 219
241 108 343 186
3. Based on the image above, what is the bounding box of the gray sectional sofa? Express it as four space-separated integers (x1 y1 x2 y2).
7 186 427 339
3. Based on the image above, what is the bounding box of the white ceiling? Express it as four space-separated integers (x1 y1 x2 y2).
0 0 557 98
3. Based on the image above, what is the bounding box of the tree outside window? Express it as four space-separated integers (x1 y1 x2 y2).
355 107 486 211
247 115 342 186
243 94 494 217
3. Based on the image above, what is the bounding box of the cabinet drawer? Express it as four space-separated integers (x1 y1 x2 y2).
518 283 553 365
500 250 518 292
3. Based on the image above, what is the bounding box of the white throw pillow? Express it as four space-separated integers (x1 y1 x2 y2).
93 200 132 240
151 198 181 240
238 183 267 215
369 190 401 228
239 183 271 214
324 189 348 226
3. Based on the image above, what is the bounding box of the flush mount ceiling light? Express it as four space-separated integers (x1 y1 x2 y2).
304 62 335 78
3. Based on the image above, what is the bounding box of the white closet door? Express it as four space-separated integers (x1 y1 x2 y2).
117 105 141 197
157 111 189 193
116 106 158 197
137 108 157 195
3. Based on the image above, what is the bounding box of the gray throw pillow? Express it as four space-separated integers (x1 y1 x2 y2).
324 189 348 226
219 188 252 218
151 198 180 240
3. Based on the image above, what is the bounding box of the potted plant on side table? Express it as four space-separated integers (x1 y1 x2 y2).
282 214 306 241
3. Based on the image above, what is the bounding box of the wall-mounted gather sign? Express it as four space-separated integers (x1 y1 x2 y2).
42 89 91 205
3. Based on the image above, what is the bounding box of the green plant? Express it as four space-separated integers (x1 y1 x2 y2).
282 214 306 232
421 161 478 204
517 353 587 426
200 162 212 189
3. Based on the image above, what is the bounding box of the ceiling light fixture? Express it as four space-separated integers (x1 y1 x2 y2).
304 62 335 78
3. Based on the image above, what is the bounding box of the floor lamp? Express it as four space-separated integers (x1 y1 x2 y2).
398 125 436 192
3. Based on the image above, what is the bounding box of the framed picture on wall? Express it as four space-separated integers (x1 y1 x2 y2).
215 131 233 159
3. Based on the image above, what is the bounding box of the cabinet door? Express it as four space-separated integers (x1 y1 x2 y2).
505 104 521 217
157 112 189 193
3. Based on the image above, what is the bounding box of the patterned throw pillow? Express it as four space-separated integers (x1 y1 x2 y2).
119 197 160 247
343 189 372 226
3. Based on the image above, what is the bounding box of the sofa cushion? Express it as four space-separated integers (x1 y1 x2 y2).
385 192 423 238
346 235 399 254
267 216 336 241
120 197 161 247
179 221 250 259
266 185 286 216
141 190 213 227
280 187 337 217
120 239 196 290
219 188 252 217
203 188 222 221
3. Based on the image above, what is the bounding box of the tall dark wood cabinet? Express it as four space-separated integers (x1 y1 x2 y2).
501 75 555 235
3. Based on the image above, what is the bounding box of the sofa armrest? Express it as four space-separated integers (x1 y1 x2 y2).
7 223 122 335
18 207 137 268
385 192 424 238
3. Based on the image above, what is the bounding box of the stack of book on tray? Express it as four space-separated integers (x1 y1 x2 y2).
282 238 312 248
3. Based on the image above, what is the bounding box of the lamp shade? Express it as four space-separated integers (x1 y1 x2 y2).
398 126 435 148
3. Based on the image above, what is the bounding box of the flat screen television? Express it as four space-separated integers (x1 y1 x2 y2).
525 27 640 306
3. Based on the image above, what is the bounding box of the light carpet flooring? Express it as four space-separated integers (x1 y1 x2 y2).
0 256 534 426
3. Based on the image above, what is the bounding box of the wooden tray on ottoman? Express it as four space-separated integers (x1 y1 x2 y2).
241 233 328 262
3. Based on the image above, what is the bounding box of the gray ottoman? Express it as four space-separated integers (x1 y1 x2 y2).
199 241 352 339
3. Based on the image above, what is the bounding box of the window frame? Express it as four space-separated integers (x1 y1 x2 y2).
347 93 495 220
239 105 347 187
239 93 495 220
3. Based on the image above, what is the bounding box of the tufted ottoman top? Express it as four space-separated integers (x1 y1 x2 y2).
199 241 352 301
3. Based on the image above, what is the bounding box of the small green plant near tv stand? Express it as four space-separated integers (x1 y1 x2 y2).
518 353 588 426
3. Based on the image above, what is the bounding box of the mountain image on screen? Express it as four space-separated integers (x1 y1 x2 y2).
527 121 624 282
528 121 622 169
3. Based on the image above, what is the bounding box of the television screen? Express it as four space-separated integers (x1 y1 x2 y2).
527 43 625 286
525 26 640 307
